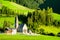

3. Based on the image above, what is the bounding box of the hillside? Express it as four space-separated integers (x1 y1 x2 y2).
4 0 60 14
0 0 60 26
0 0 34 15
0 0 60 23
4 0 45 9
0 0 34 27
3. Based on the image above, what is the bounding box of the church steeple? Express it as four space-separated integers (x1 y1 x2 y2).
15 15 18 30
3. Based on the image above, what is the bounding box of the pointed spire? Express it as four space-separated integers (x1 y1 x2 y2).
15 15 18 29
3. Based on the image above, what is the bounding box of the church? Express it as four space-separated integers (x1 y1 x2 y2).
17 24 28 34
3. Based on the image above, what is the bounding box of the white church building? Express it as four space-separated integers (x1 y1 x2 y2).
17 24 28 34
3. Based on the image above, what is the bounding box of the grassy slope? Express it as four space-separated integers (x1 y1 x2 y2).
0 0 60 21
52 13 60 21
0 0 34 27
0 34 60 40
0 0 34 15
0 0 60 20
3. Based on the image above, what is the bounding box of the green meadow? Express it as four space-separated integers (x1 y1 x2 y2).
0 33 60 40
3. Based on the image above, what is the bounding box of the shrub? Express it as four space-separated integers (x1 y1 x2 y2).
0 28 4 33
57 32 60 37
3 21 10 31
47 33 55 36
40 28 45 34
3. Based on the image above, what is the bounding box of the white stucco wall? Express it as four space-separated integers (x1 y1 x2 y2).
23 24 27 34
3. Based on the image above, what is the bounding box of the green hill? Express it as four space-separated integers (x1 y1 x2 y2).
0 0 60 21
0 0 60 27
0 0 34 15
0 0 34 27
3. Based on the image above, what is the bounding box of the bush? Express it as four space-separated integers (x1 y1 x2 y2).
3 21 10 31
0 28 4 33
40 28 45 34
39 29 48 35
57 32 60 37
47 33 55 36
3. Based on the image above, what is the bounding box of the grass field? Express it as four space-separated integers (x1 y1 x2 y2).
52 13 60 21
0 33 60 40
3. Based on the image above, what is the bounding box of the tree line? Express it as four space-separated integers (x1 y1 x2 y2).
26 7 60 33
4 0 45 9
